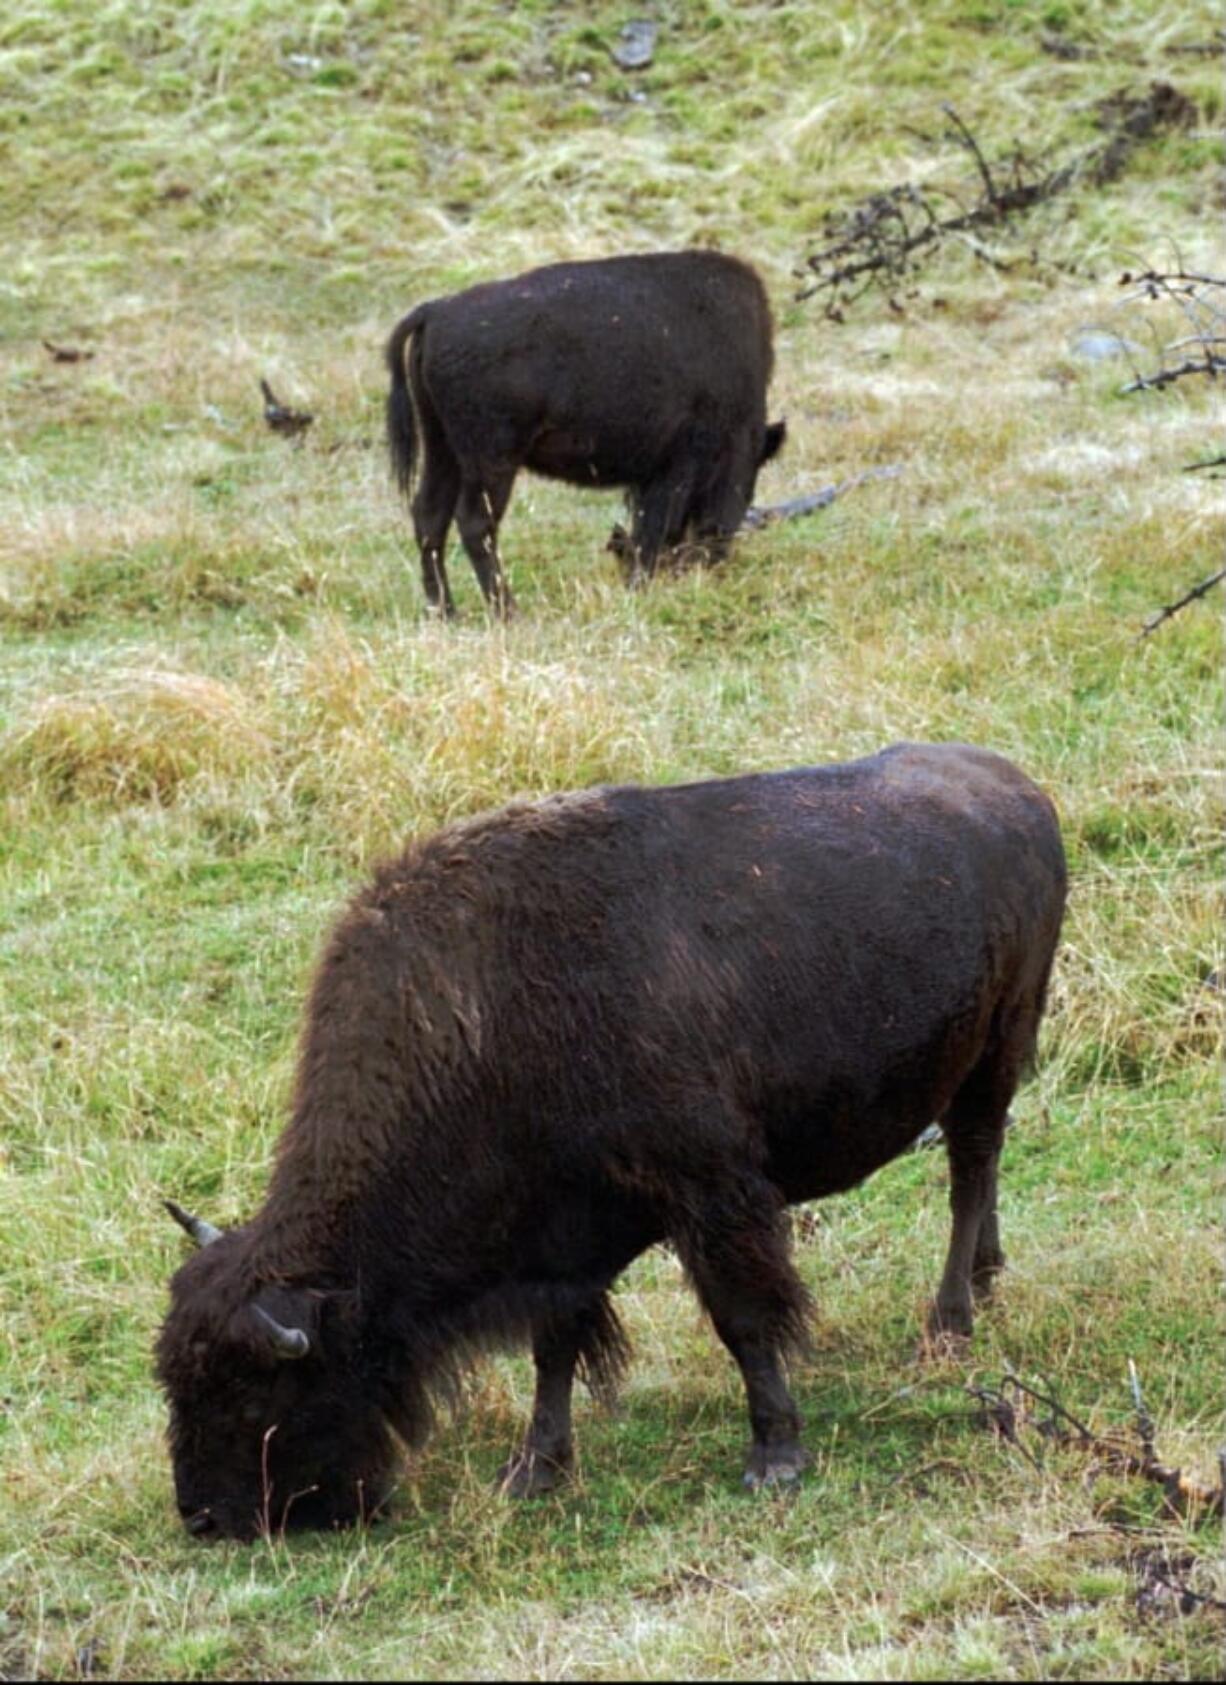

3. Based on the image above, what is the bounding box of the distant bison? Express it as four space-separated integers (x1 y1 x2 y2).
156 743 1065 1540
385 250 785 617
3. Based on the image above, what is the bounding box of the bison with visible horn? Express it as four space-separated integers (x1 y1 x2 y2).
385 249 786 616
156 743 1066 1540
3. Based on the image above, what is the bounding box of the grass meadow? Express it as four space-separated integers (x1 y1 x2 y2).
1 0 1223 1677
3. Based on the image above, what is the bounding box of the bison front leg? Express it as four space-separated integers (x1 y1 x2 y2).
497 1290 631 1497
687 435 758 566
496 1316 587 1498
624 473 693 583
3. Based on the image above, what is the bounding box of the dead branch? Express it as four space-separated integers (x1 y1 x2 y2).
941 102 998 203
797 85 1196 316
743 464 904 529
1138 568 1226 639
1182 454 1226 473
1165 30 1226 58
1134 1547 1226 1618
966 1382 1043 1470
42 339 94 364
968 1370 1225 1521
1118 266 1226 393
1120 356 1225 393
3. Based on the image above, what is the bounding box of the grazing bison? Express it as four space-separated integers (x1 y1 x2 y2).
156 743 1065 1540
385 250 786 617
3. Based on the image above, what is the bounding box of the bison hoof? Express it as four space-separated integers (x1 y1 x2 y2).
495 1450 572 1499
971 1254 1006 1300
742 1443 809 1491
916 1324 972 1365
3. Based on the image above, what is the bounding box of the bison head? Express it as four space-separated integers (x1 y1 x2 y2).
155 1202 398 1540
761 419 787 465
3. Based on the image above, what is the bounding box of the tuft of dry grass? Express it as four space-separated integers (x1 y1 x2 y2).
1 666 271 803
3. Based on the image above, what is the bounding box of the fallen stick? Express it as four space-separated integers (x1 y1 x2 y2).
1120 354 1225 394
743 464 904 529
1139 566 1226 638
968 1371 1225 1520
797 88 1195 315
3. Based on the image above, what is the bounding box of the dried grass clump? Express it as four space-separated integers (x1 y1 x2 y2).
1 668 270 806
278 625 658 862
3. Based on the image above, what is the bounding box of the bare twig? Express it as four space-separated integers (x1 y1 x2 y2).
1135 1548 1226 1618
968 1371 1225 1519
1121 266 1225 292
797 85 1195 315
1128 1358 1157 1461
1118 266 1226 393
1143 1573 1226 1615
1165 31 1226 58
1139 568 1226 639
966 1382 1044 1470
941 101 998 202
998 1371 1096 1444
1120 355 1225 393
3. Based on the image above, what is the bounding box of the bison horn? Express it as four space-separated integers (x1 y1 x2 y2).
252 1304 311 1360
164 1198 225 1248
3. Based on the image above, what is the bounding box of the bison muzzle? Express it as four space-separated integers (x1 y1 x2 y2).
156 742 1066 1539
385 249 785 617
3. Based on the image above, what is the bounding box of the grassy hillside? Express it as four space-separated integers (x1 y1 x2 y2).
1 0 1222 1677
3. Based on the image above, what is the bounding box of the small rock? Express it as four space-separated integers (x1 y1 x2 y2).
611 20 657 71
1070 327 1141 362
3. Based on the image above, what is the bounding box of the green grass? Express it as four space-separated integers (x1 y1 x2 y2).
1 0 1223 1677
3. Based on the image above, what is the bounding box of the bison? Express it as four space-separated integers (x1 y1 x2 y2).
156 742 1066 1540
385 250 786 617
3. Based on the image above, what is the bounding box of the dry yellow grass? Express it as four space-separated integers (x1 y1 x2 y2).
2 666 271 803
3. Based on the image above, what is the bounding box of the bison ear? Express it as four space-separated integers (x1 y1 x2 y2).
761 420 787 464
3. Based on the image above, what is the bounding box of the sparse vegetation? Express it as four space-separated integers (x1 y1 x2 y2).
1 1 1221 1679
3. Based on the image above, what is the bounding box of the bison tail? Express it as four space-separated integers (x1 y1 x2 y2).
385 306 427 500
575 1291 633 1410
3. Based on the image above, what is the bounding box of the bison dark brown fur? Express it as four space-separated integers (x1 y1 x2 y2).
385 250 785 617
156 742 1066 1539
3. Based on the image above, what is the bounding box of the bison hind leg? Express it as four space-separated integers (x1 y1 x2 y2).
455 471 516 618
926 1010 1035 1347
673 1175 812 1490
409 399 461 617
496 1291 629 1500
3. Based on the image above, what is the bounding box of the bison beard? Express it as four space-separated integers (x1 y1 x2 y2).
156 743 1066 1540
385 249 785 617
